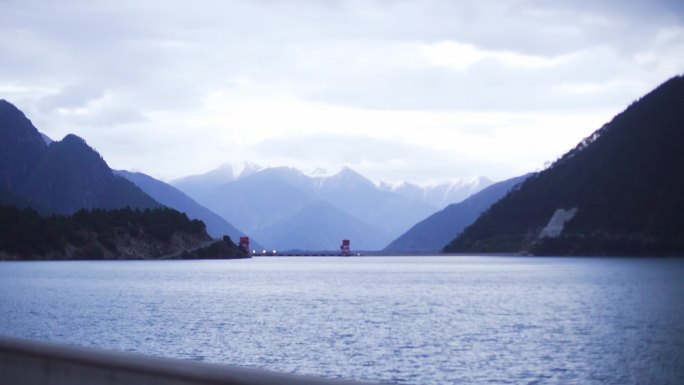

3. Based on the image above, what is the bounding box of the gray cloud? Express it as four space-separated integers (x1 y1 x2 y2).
254 134 431 163
2 0 681 113
1 0 682 182
37 86 104 110
251 133 501 182
70 107 147 128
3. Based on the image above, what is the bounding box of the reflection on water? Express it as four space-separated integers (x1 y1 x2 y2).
1 256 683 384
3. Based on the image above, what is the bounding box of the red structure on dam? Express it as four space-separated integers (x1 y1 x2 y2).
340 239 351 256
239 236 250 254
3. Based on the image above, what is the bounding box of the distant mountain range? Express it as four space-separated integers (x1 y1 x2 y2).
115 170 259 247
172 162 264 200
384 174 530 253
5 72 683 257
379 176 492 208
0 99 250 249
445 75 684 256
171 165 485 251
2 98 493 253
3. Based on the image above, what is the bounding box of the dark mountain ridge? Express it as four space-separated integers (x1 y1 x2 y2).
0 100 159 214
0 100 249 259
445 75 684 256
18 134 160 214
0 100 47 195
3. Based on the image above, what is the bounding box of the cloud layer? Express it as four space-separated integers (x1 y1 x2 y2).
1 0 682 183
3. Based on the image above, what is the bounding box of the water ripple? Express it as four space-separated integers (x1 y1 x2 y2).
0 256 683 385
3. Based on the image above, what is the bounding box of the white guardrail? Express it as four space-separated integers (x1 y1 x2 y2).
0 335 381 385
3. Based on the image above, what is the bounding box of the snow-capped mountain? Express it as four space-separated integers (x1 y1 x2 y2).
172 164 445 251
233 162 264 180
379 176 493 209
171 162 264 201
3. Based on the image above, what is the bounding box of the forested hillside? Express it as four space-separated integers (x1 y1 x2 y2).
0 205 247 260
445 75 684 256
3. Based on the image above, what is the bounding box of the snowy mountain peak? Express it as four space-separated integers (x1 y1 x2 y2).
233 162 263 179
337 166 369 179
321 166 375 190
378 180 405 191
170 162 236 193
215 162 234 175
176 160 493 210
378 176 493 208
303 167 337 178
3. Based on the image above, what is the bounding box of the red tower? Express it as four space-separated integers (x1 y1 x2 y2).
340 239 351 256
239 236 250 254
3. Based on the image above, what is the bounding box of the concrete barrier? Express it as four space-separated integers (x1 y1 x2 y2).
0 335 380 385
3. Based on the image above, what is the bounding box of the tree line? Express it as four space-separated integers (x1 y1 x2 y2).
0 205 206 258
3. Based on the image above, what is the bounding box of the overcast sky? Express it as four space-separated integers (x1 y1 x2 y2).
2 0 683 184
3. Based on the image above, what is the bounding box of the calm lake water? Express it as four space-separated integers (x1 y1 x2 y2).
1 256 683 384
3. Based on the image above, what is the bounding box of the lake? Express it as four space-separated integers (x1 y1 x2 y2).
0 256 683 384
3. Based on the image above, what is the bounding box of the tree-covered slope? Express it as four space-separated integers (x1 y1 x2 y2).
0 205 248 260
445 75 684 256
